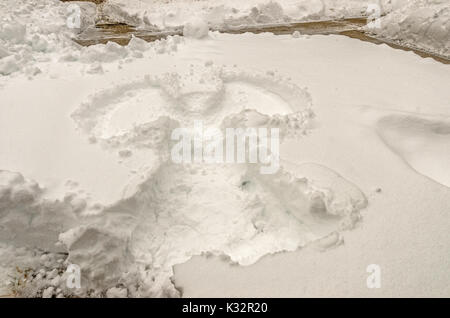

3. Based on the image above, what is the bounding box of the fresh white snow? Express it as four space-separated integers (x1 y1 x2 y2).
0 0 449 297
101 0 450 57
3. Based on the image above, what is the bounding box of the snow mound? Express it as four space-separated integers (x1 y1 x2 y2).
80 41 129 63
96 0 449 58
0 0 97 77
102 0 382 30
99 2 142 26
377 114 450 188
0 170 41 209
0 170 79 251
183 18 209 39
366 0 450 58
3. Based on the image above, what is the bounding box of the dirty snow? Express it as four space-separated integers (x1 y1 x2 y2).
100 0 450 58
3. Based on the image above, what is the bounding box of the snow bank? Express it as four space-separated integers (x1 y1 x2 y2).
366 0 450 57
99 0 449 57
0 170 80 251
183 18 209 39
102 0 380 29
0 0 93 77
0 0 182 78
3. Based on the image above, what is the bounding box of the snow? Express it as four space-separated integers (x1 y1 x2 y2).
106 287 128 298
0 0 449 298
366 0 450 57
100 0 449 57
183 17 209 39
102 0 376 28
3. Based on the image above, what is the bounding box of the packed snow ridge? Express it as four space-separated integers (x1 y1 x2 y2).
99 0 449 57
77 66 366 296
0 0 448 78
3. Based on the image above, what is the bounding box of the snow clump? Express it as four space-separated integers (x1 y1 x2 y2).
183 17 209 39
